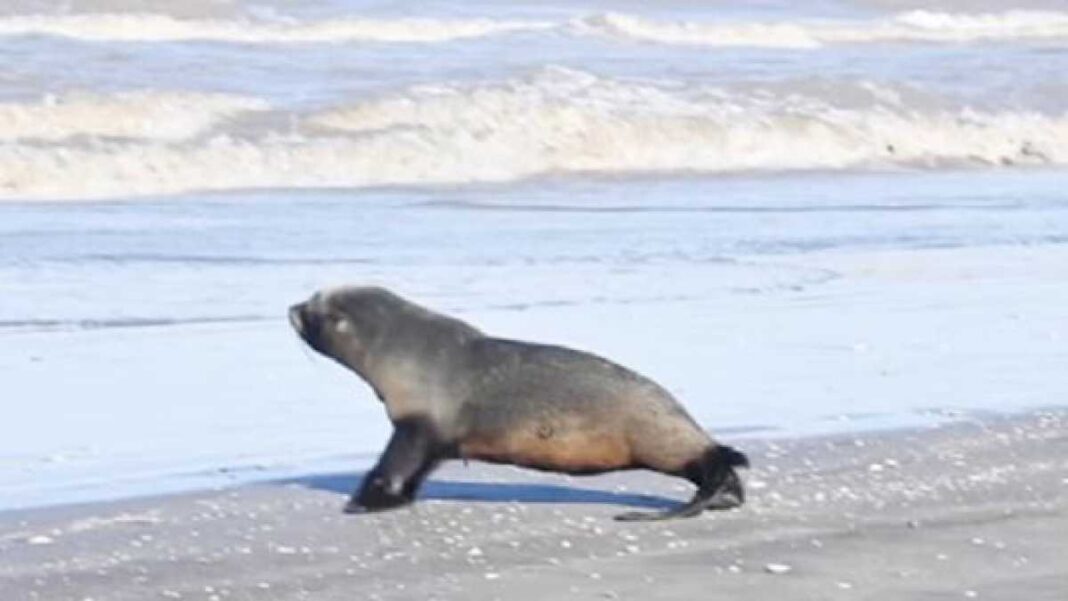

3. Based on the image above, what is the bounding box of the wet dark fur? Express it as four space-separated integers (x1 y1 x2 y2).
290 286 749 520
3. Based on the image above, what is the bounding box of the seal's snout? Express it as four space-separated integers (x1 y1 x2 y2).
288 303 307 337
290 300 328 354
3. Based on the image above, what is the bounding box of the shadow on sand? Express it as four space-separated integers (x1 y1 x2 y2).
280 472 681 511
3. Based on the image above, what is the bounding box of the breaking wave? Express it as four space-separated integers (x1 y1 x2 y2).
0 10 1066 47
0 91 267 142
0 13 551 44
2 68 1066 200
573 10 1068 48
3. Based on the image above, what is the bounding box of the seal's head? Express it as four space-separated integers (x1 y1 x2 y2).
289 286 395 369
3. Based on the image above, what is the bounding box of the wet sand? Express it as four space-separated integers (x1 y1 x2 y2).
2 409 1065 601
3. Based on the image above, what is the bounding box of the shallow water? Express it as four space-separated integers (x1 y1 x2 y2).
1 0 1067 509
3 171 1067 509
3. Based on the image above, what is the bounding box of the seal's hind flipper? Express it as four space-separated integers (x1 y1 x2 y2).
612 467 743 521
613 496 710 522
614 445 749 521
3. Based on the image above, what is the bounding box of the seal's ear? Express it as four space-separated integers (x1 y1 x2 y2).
335 316 355 334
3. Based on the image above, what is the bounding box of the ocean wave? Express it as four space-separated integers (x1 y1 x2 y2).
0 13 551 43
74 253 376 265
2 68 1066 200
0 91 268 142
1 10 1066 46
0 315 269 332
572 10 1068 48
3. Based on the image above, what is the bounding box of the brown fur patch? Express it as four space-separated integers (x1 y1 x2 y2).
460 425 632 474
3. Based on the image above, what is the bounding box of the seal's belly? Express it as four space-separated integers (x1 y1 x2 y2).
459 420 632 474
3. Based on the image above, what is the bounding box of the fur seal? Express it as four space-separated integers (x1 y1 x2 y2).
289 286 748 521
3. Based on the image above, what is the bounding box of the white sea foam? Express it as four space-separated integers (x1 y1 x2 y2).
1 10 1067 46
0 0 240 19
0 91 268 142
572 10 1068 48
0 13 551 44
3 68 1066 200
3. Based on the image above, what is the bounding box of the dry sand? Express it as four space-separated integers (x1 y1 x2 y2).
2 409 1065 601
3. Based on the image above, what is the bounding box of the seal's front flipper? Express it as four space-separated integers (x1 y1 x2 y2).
347 417 442 514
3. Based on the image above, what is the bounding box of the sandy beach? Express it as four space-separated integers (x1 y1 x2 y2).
3 409 1065 601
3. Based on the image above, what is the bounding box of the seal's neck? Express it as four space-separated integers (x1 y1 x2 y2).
353 314 481 414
